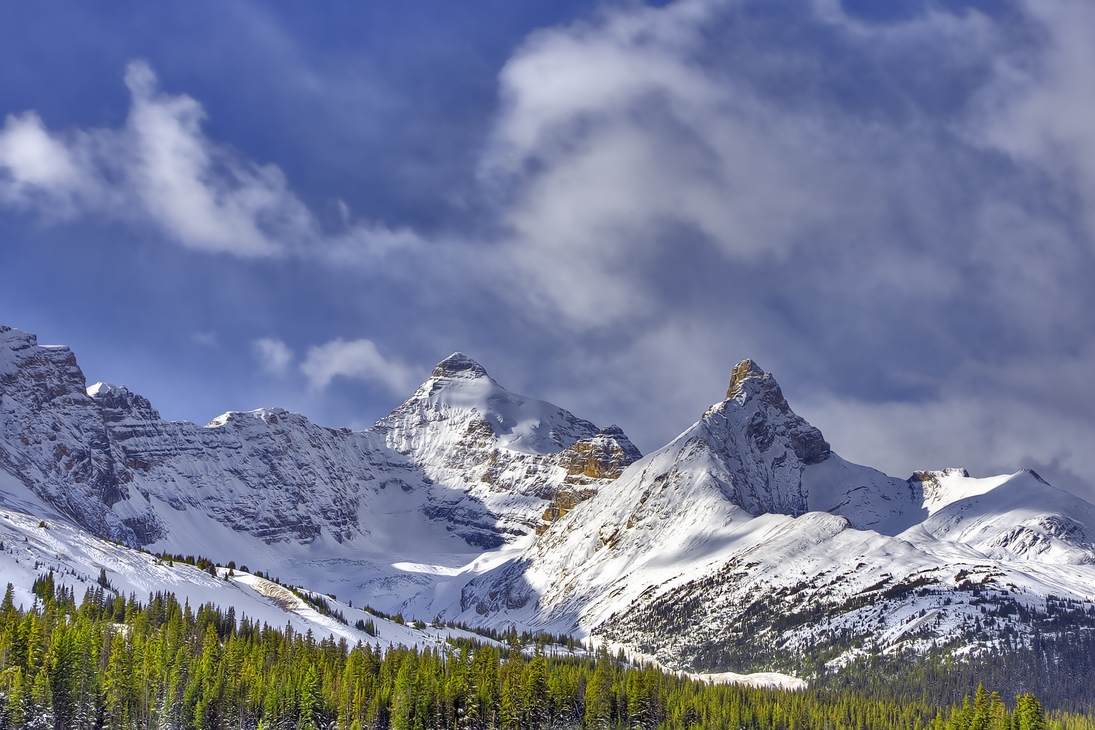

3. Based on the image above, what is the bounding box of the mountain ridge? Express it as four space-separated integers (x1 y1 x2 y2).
456 359 1095 671
0 325 640 553
3 323 1095 685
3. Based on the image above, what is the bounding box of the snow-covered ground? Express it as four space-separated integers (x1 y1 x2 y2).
0 481 496 653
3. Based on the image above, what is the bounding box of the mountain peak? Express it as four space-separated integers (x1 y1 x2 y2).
726 358 766 399
87 381 121 397
713 358 830 468
87 381 160 423
430 352 491 381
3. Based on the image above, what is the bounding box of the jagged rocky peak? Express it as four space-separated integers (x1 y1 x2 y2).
0 326 156 543
88 382 160 422
204 407 290 429
430 352 493 381
0 325 88 406
380 350 607 456
726 358 766 399
908 467 979 511
559 425 643 483
714 358 830 466
725 358 793 414
910 467 971 484
535 425 644 533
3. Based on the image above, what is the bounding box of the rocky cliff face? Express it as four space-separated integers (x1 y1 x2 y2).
373 353 641 543
0 324 395 546
0 326 162 544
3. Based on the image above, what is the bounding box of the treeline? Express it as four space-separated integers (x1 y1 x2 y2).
0 575 1088 730
819 630 1095 717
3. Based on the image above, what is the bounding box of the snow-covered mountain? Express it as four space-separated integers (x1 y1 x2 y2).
0 325 638 613
457 360 1095 671
3 323 1095 677
0 463 495 655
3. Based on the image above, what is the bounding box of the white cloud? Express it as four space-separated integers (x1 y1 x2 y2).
458 0 1095 504
481 1 916 326
972 0 1095 239
252 338 294 375
121 61 302 256
0 113 81 194
0 60 417 262
300 338 418 395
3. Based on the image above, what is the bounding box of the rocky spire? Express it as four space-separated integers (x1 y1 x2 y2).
720 357 830 466
726 359 765 400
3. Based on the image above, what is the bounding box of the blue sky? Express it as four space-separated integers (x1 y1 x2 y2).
2 0 1095 499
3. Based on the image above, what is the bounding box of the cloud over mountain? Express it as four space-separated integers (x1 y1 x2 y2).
0 1 1093 502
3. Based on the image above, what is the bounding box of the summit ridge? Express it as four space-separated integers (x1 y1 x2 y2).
430 351 492 380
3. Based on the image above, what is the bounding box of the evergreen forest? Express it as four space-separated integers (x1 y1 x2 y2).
1 575 1093 730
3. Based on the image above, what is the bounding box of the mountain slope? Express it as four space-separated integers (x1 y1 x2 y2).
0 468 492 654
458 360 1095 672
374 352 641 543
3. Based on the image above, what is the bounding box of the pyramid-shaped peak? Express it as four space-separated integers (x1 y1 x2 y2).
726 358 767 399
430 352 491 381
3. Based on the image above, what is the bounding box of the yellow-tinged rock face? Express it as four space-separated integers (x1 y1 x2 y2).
535 488 597 534
561 440 631 480
726 358 765 400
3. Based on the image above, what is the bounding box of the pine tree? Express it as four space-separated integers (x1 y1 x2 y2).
194 623 224 730
522 652 549 729
1014 694 1046 730
498 651 523 730
296 664 320 730
26 669 52 730
0 585 15 621
102 629 137 730
584 650 613 730
971 682 991 730
46 626 77 730
389 653 416 730
3 667 27 730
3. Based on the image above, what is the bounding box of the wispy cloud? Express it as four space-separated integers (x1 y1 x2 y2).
191 331 218 347
253 338 294 375
300 338 419 395
972 0 1095 238
0 61 418 262
0 112 93 214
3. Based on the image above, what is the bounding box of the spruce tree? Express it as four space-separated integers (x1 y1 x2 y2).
523 652 549 729
26 670 52 730
296 664 319 730
584 650 614 730
3 667 27 730
1015 694 1047 730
